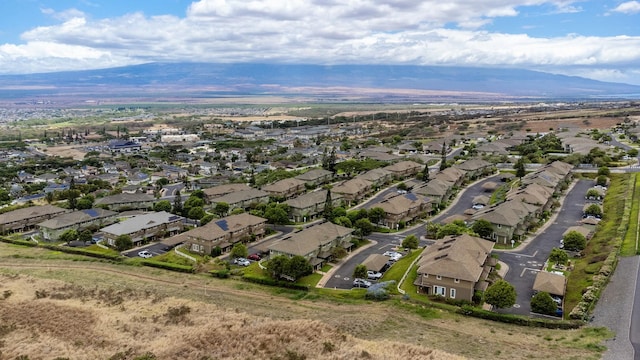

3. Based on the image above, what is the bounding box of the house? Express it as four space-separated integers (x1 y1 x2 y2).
532 271 566 311
332 178 373 206
356 168 393 189
268 222 354 270
101 211 184 247
414 178 452 205
203 183 253 203
284 190 343 223
94 193 155 211
294 168 334 187
108 140 142 153
563 225 593 239
414 234 495 302
361 254 391 273
434 166 466 187
208 188 270 212
37 208 118 241
184 213 267 255
456 158 494 180
374 193 433 229
0 205 69 234
383 161 423 179
262 178 307 199
471 200 535 244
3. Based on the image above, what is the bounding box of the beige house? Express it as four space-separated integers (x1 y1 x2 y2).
332 178 373 206
356 168 393 188
185 213 267 254
383 160 423 179
37 208 118 241
208 188 270 212
101 211 184 247
456 158 495 180
375 193 433 229
284 190 343 223
203 183 253 203
268 222 354 269
94 193 155 211
414 178 452 205
415 234 495 302
0 205 68 234
294 168 333 187
262 178 307 199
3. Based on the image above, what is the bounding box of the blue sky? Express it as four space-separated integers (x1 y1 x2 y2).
1 0 639 85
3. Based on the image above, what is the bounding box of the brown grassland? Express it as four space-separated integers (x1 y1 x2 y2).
0 243 613 360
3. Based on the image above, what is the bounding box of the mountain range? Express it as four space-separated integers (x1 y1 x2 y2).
1 63 639 103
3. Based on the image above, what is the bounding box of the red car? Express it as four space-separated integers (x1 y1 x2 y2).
247 253 261 261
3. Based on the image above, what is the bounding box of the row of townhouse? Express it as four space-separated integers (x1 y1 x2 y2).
470 161 573 244
100 211 184 247
182 213 268 255
268 222 355 270
37 208 118 241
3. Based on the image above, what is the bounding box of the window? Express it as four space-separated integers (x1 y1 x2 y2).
434 286 446 296
454 278 460 283
436 275 442 280
450 288 456 299
497 224 502 228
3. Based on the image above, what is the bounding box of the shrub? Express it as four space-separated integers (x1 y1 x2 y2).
242 275 309 291
0 237 37 247
531 292 558 315
209 269 230 278
140 260 194 273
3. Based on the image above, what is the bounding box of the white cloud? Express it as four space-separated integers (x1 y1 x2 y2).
40 7 86 21
0 0 638 85
611 1 640 14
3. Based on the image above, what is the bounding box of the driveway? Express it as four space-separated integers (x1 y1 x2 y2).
496 179 592 315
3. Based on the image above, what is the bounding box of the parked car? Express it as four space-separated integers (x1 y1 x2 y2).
138 250 153 258
247 253 261 261
233 257 251 267
472 204 485 210
367 270 383 280
383 251 403 262
352 278 372 288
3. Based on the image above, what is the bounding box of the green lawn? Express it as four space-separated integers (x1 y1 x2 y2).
320 264 333 272
381 248 423 283
297 272 323 287
622 173 640 256
84 245 120 256
151 251 195 266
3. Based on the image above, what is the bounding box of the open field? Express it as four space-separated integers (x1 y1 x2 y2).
0 244 613 360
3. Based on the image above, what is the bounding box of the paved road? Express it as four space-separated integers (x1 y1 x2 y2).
496 179 592 315
323 173 502 289
123 242 171 258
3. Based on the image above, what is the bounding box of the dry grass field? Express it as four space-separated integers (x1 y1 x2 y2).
0 243 613 360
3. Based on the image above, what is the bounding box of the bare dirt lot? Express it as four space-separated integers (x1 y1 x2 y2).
0 246 612 360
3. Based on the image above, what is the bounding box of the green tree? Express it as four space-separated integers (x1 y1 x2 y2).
266 255 288 279
549 248 568 265
368 207 386 225
264 203 290 225
172 190 183 215
596 175 608 187
187 206 205 220
353 264 367 279
471 219 494 239
597 166 610 177
153 200 172 212
78 229 93 243
514 158 526 179
200 214 215 225
58 229 78 243
354 218 374 236
530 292 558 315
285 255 313 280
230 243 248 259
563 230 586 251
484 280 517 309
76 196 94 210
114 234 133 251
422 163 430 181
67 189 80 210
440 141 448 171
323 188 334 221
584 204 603 218
214 202 230 217
402 234 419 249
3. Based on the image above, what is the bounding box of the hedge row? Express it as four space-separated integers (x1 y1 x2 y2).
210 269 230 278
141 259 194 273
242 275 309 291
0 237 38 247
38 243 123 261
457 305 583 329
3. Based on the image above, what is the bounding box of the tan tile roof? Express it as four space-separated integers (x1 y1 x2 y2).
295 168 333 182
417 234 494 282
333 178 372 195
203 183 252 198
261 178 306 193
533 271 566 296
268 222 353 256
0 205 67 225
362 254 390 272
209 188 270 204
284 190 343 209
186 213 267 241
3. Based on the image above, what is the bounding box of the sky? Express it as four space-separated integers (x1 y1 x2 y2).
0 0 640 85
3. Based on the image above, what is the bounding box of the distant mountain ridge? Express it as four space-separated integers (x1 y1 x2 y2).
0 62 639 101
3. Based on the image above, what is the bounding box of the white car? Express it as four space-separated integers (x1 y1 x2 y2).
233 257 251 267
472 204 485 210
383 251 402 261
138 250 153 258
367 270 383 280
